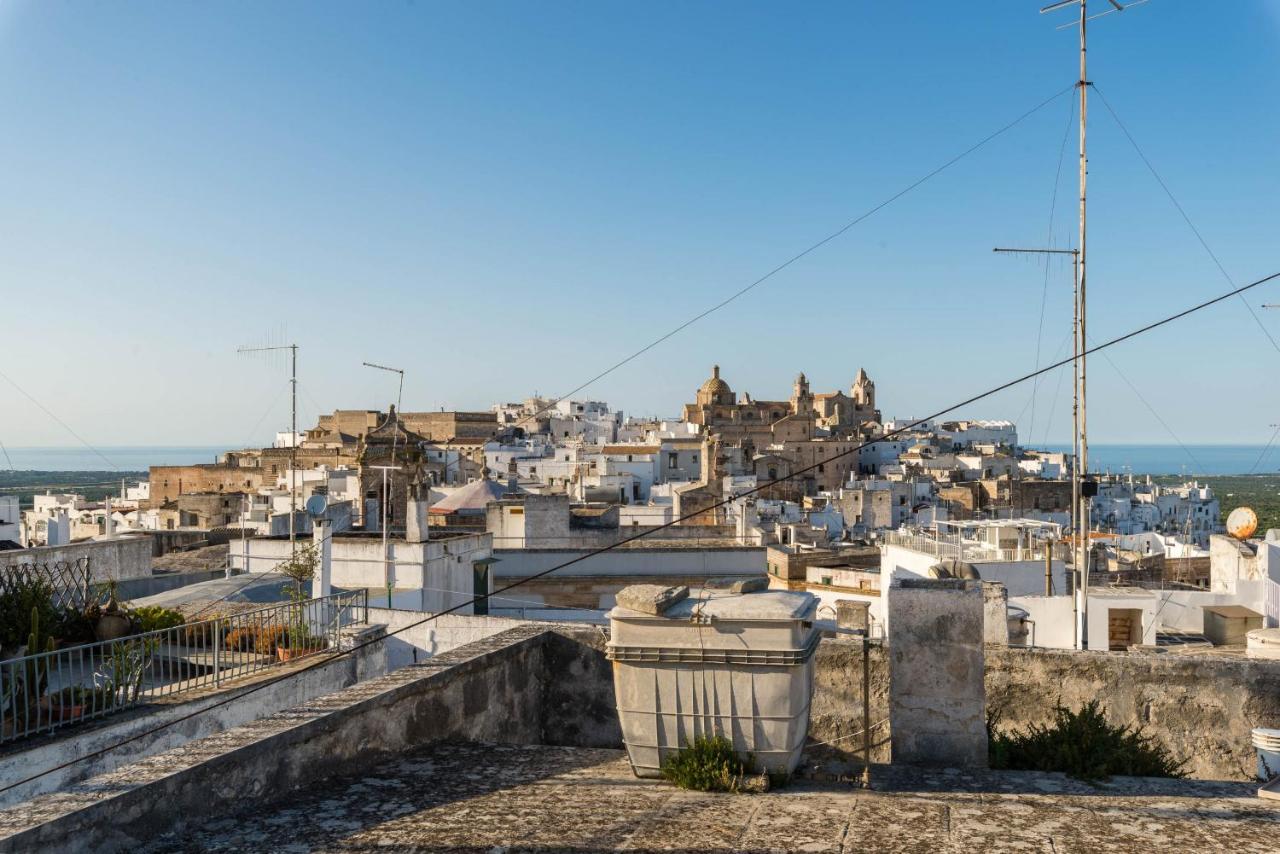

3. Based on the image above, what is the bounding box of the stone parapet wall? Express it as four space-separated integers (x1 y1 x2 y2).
985 646 1280 781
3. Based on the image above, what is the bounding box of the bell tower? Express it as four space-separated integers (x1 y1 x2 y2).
852 368 875 410
790 372 812 413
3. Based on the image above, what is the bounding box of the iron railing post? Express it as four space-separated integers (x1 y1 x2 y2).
213 619 222 688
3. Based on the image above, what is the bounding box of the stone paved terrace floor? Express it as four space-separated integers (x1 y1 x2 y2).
139 742 1280 853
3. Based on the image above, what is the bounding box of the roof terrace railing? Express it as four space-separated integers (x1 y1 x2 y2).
0 589 366 745
882 530 1035 563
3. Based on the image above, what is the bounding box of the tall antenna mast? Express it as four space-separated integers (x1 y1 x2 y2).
363 361 406 607
239 341 300 556
1040 0 1148 648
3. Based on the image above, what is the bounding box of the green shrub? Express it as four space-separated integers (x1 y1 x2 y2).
0 575 59 650
53 607 96 644
988 700 1187 781
131 606 185 634
660 735 754 792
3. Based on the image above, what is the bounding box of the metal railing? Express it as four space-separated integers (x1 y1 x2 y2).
0 589 367 744
882 531 1030 563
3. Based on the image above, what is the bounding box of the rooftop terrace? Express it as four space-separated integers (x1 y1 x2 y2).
3 620 1279 852
138 741 1278 852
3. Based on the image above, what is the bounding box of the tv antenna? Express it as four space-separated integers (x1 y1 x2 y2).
1038 0 1151 648
238 338 300 554
362 361 406 607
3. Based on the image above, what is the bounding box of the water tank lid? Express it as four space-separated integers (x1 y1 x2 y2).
612 590 816 622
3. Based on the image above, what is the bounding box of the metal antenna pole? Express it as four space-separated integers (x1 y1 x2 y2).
1075 0 1091 651
363 362 406 610
238 342 301 557
291 344 298 556
1041 0 1149 648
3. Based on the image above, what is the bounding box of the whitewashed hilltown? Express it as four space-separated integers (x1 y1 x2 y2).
7 364 1262 650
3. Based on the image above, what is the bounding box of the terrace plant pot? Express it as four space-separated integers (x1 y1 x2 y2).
94 613 132 642
276 644 324 663
38 698 86 722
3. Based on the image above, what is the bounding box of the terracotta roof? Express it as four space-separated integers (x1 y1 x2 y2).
429 479 527 516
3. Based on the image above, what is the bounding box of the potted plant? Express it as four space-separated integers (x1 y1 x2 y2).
276 630 327 662
39 686 89 722
92 581 132 642
274 545 327 661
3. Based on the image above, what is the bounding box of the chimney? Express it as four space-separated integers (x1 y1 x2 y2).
104 495 115 538
312 517 332 598
406 478 430 543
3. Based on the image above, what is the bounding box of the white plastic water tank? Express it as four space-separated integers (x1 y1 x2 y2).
1252 727 1280 782
607 586 819 779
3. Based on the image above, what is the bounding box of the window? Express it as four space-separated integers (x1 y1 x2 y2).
668 453 678 469
472 562 491 616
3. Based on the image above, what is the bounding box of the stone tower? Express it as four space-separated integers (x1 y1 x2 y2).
852 368 875 410
790 372 812 413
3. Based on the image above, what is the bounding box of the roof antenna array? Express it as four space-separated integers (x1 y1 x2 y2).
238 328 300 554
1037 0 1151 649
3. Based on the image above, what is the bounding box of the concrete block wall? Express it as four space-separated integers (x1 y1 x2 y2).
4 537 153 583
365 607 533 669
886 578 987 767
809 639 890 766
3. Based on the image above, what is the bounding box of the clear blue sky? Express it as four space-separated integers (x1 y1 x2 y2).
1 0 1278 449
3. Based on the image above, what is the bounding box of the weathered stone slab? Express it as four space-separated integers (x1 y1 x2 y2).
615 584 689 615
701 575 769 593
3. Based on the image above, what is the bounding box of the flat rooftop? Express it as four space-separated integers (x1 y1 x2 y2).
139 742 1278 853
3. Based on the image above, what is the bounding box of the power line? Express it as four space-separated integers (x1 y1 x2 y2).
443 83 1077 476
1248 425 1280 476
1092 85 1280 361
1027 95 1077 442
4 262 1278 797
0 369 118 469
1090 340 1206 475
1039 331 1075 446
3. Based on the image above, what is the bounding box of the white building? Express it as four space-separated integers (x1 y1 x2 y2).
231 523 494 615
938 420 1018 449
0 495 20 545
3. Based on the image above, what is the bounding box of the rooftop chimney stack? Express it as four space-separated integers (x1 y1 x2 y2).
406 478 430 543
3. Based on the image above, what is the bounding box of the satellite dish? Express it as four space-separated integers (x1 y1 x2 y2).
305 494 329 518
1227 506 1258 540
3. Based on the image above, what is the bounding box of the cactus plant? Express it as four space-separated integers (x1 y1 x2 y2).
24 605 55 697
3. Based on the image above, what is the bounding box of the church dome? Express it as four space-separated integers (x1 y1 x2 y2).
698 365 733 401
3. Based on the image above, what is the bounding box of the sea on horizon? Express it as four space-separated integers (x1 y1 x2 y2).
1037 444 1280 477
0 446 231 472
